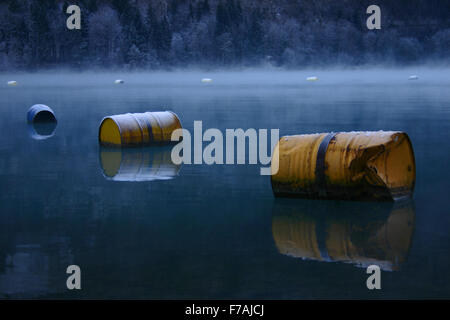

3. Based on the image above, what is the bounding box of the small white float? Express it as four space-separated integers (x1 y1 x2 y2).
201 78 213 83
114 79 125 84
408 75 419 80
306 76 318 81
7 81 18 86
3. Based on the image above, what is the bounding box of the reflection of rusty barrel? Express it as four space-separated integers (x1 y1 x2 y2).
99 111 182 147
272 200 415 271
271 131 415 201
100 146 181 182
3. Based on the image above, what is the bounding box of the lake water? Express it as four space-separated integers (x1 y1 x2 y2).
0 70 449 299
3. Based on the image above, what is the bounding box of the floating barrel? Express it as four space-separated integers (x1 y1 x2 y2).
100 146 181 182
99 111 182 147
272 199 415 271
27 104 57 123
271 131 415 201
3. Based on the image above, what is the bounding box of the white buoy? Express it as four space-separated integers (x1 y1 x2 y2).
114 79 124 84
306 76 318 81
408 75 419 80
201 78 213 83
7 81 18 86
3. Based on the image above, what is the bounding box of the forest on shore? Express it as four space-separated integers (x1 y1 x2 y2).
0 0 449 71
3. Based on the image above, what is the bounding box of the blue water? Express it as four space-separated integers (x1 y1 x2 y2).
0 70 449 299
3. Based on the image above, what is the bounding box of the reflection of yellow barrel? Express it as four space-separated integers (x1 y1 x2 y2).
271 131 415 201
100 146 181 181
98 111 182 147
272 200 415 271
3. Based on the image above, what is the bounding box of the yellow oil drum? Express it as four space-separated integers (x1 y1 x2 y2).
98 111 182 147
271 131 415 201
272 199 415 271
99 146 181 182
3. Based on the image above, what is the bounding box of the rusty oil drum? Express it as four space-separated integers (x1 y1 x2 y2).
271 131 416 201
98 111 182 147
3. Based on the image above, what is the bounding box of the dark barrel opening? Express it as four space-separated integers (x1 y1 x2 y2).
33 122 57 135
28 121 57 140
33 110 57 123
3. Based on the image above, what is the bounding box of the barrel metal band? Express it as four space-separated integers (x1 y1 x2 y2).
150 112 164 142
129 113 145 144
315 218 332 262
315 133 337 197
141 112 155 144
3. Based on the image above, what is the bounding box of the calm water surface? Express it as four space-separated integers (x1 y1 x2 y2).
0 70 449 299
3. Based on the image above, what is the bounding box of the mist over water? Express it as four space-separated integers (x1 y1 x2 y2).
1 67 449 87
0 69 449 299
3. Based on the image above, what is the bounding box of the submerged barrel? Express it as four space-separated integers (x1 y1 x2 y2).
27 104 57 123
272 199 415 271
271 131 415 201
100 146 181 182
99 111 182 147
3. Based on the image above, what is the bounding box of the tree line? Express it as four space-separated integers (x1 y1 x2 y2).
0 0 449 70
